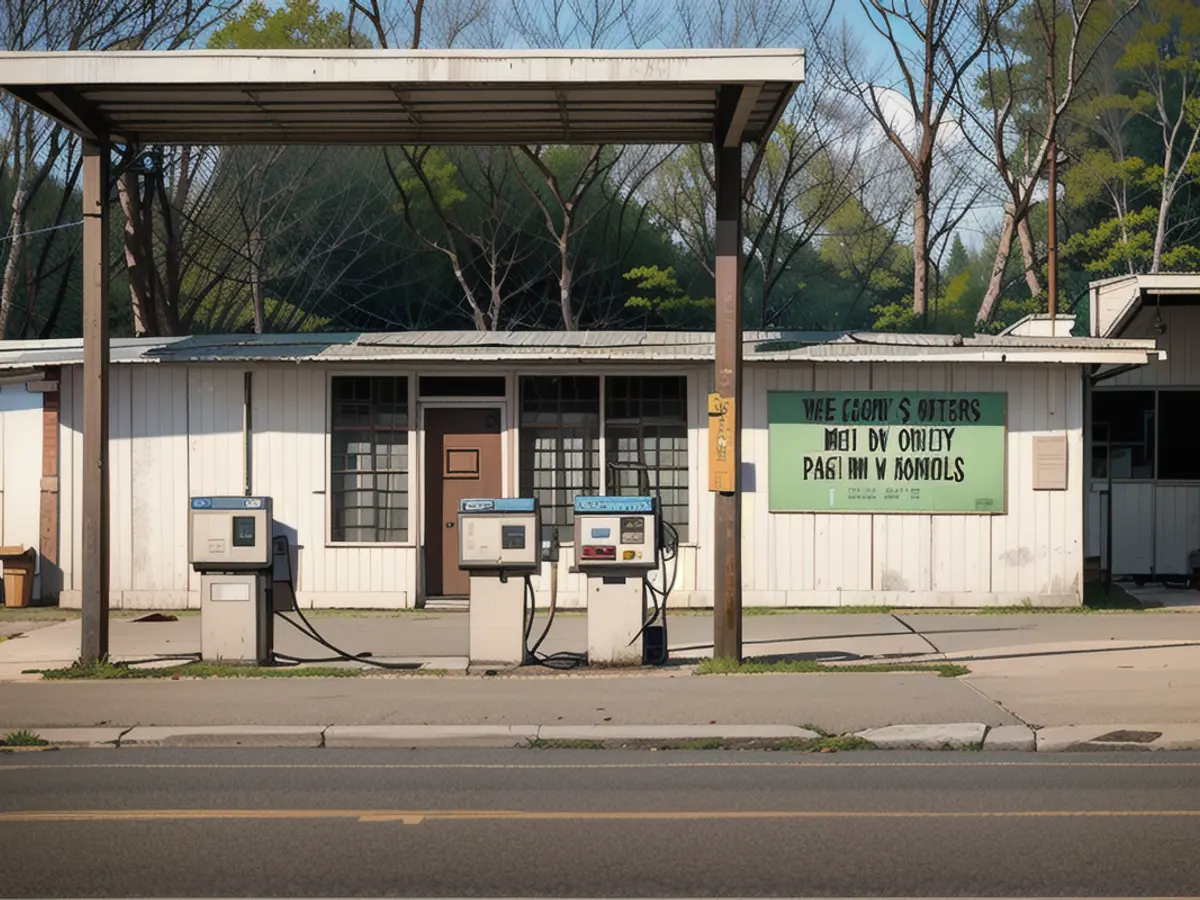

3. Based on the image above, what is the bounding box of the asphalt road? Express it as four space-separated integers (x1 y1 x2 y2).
5 748 1200 897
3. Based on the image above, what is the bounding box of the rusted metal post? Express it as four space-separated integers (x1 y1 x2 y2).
713 93 743 662
81 138 110 664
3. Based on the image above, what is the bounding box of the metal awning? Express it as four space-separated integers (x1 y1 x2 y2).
0 49 803 146
0 47 806 664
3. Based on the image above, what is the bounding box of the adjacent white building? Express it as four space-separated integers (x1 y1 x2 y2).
0 328 1160 609
1087 274 1200 580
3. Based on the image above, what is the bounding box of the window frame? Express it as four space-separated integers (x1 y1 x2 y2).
513 367 697 546
325 369 417 548
603 374 691 544
517 374 603 548
1090 386 1200 484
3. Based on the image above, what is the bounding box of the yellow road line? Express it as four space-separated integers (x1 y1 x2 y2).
5 808 1200 825
5 760 1200 772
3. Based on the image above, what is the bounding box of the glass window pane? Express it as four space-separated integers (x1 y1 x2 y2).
603 376 688 542
519 376 601 546
1092 390 1154 479
330 376 409 543
1158 392 1200 479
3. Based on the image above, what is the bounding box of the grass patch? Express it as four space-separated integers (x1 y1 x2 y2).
0 607 79 621
968 585 1143 614
531 735 875 752
2 729 49 747
34 658 362 680
696 657 969 677
529 739 606 750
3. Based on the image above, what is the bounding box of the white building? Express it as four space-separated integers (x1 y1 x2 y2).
1087 274 1200 581
0 328 1159 609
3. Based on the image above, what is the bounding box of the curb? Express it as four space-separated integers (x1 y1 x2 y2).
7 722 1200 751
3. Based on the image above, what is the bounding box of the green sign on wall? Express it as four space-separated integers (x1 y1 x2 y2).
767 391 1007 513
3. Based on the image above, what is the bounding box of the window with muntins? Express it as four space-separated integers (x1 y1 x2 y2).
330 376 409 543
605 375 689 542
519 376 600 546
1091 390 1155 480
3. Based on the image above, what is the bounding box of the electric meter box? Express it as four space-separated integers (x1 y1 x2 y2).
573 496 658 571
457 498 540 572
189 496 273 571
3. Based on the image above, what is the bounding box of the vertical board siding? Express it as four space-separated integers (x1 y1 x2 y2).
746 362 1083 604
0 384 45 595
1153 485 1200 574
130 366 189 592
251 365 412 607
186 366 246 596
55 359 1084 608
59 368 82 593
1103 306 1200 387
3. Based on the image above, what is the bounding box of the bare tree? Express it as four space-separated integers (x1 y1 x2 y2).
388 145 539 329
350 0 494 48
968 0 1137 323
0 0 235 338
809 0 1017 319
1117 0 1200 272
513 143 661 329
672 0 803 48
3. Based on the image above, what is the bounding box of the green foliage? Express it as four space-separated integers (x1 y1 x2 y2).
869 298 920 333
14 0 1200 342
696 657 970 677
622 265 713 327
393 148 468 212
1 729 49 746
209 0 363 49
35 658 362 679
1065 206 1159 274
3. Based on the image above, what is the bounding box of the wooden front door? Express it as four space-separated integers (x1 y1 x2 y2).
423 407 503 597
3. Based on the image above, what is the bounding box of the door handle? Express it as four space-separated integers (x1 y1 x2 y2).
446 521 455 528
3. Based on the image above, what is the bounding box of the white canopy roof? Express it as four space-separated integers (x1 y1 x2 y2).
0 49 804 146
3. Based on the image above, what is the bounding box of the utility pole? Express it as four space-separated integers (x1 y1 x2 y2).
713 87 744 662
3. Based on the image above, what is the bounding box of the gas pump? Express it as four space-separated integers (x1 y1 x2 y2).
188 496 274 664
457 498 541 667
573 495 660 666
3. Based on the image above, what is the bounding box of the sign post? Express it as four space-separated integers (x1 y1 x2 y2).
767 391 1007 514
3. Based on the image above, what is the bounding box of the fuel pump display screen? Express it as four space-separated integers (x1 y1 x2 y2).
232 516 256 548
501 525 526 549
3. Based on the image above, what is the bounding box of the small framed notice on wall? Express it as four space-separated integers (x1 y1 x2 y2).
1032 435 1068 491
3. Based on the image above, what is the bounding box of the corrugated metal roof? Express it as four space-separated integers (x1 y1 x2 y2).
0 329 1161 371
0 50 801 148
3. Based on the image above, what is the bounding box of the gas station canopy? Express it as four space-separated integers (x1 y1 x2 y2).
0 47 806 665
0 49 804 146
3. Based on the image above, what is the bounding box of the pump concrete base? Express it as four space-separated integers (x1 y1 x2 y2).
586 574 645 666
468 575 527 667
199 572 271 664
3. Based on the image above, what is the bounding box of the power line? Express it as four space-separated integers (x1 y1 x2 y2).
0 219 83 244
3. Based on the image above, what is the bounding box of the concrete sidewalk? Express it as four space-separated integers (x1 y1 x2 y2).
8 608 1200 748
0 670 1013 733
